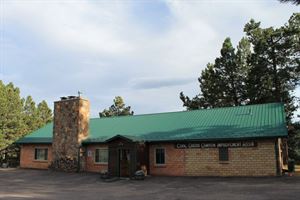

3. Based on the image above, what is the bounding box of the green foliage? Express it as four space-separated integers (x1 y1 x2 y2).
99 96 134 118
244 14 300 120
0 81 26 151
180 13 300 161
23 96 39 133
37 100 53 128
181 13 300 118
288 123 300 162
181 37 252 109
279 0 300 5
0 81 52 163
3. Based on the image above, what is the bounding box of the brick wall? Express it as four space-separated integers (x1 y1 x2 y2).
149 140 279 176
85 144 108 173
20 139 283 176
149 144 185 176
20 144 52 169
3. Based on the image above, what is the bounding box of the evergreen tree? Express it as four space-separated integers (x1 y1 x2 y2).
288 122 300 162
37 100 52 127
181 37 251 109
244 13 300 120
214 38 243 106
181 13 299 117
0 81 52 164
180 13 300 161
0 81 26 151
199 63 224 108
236 37 252 103
99 96 134 118
23 96 39 133
180 92 207 110
279 0 300 5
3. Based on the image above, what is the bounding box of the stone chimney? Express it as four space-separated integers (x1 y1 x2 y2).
51 96 90 172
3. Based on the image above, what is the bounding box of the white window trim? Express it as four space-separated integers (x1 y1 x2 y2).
34 147 48 161
94 148 108 164
154 147 166 166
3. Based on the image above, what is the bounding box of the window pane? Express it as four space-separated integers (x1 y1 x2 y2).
34 149 38 160
156 148 165 164
219 147 229 161
35 149 47 160
95 149 100 163
99 149 108 163
45 149 48 160
95 149 108 163
156 149 160 164
160 149 165 164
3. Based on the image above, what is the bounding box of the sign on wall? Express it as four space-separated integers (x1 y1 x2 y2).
175 141 257 149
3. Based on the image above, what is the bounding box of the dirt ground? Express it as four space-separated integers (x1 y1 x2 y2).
0 168 300 200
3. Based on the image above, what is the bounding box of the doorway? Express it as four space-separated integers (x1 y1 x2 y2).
107 135 149 177
119 149 130 177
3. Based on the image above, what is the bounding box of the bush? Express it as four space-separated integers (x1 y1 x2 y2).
288 160 295 172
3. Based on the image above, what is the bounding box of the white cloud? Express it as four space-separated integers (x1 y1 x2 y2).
129 76 195 89
1 0 299 117
6 1 134 55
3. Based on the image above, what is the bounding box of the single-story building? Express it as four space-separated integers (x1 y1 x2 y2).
17 96 288 176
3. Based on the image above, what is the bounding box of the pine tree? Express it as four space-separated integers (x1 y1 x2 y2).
37 100 52 128
279 0 300 5
0 82 26 151
179 13 300 161
0 81 52 163
23 96 39 133
214 38 241 106
0 82 26 149
244 13 300 120
236 37 252 103
199 63 224 108
181 37 251 109
99 96 134 118
181 13 300 118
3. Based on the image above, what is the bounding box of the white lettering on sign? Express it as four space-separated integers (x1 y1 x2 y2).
175 141 256 149
188 143 201 148
242 141 255 147
217 142 242 148
201 143 216 148
176 144 187 149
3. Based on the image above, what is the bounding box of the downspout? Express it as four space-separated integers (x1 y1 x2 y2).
77 144 82 173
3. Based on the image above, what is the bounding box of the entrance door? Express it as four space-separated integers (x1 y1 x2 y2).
119 149 130 177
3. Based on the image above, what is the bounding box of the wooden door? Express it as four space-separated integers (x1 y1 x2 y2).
119 149 130 177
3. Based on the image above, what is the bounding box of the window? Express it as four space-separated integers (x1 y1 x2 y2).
155 148 165 165
219 147 229 161
34 148 48 161
95 148 108 164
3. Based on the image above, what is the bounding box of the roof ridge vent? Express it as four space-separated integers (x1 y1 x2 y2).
236 108 252 116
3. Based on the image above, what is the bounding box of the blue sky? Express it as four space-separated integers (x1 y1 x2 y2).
0 0 299 120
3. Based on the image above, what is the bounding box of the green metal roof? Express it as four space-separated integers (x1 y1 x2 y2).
17 103 287 144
